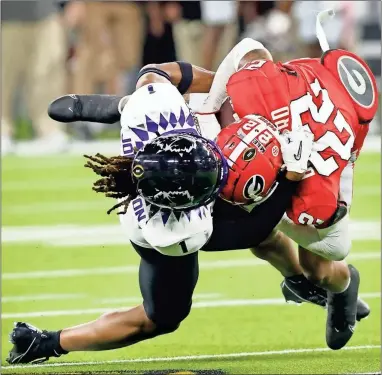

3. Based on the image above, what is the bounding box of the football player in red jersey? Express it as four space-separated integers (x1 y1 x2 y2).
34 9 375 355
204 17 378 349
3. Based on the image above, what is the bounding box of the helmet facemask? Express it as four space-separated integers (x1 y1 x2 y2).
132 133 228 211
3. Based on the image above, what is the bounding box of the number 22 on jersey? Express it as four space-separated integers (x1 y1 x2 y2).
290 78 355 176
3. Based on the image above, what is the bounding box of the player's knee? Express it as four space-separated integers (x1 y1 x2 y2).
153 322 181 336
146 302 191 335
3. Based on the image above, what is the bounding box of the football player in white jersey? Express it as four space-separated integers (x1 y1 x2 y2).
46 47 372 313
7 66 319 364
8 11 373 362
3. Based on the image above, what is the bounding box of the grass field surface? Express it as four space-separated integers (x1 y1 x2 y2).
2 150 381 374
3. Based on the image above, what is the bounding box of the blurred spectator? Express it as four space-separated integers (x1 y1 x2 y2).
292 1 356 58
239 1 296 62
353 1 381 135
200 1 238 70
142 1 177 66
170 2 203 66
64 1 144 96
1 0 68 155
353 1 381 85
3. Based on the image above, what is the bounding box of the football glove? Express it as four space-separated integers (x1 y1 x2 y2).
280 128 314 174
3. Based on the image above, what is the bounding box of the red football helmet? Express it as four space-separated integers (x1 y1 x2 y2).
216 115 283 205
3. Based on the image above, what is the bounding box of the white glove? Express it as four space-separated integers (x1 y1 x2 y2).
279 128 314 174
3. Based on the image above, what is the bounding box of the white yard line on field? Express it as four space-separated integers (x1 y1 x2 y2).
2 345 380 370
2 252 380 280
2 220 380 247
2 178 93 192
2 293 379 319
2 293 86 303
7 201 108 214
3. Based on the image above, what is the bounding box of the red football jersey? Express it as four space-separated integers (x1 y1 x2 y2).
226 50 378 226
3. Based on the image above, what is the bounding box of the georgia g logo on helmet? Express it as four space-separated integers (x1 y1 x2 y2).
216 115 283 206
337 56 375 108
243 175 265 200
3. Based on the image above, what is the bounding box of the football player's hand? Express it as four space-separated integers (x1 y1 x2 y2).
280 128 314 177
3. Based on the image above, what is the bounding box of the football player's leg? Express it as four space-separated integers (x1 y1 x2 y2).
251 230 327 307
60 244 198 351
298 248 350 293
7 244 199 363
298 246 360 349
250 230 302 277
278 213 369 320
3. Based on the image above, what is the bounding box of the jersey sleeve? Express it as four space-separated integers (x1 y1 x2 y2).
286 173 339 227
226 60 292 123
351 122 370 161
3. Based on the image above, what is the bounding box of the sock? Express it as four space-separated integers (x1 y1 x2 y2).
50 330 68 355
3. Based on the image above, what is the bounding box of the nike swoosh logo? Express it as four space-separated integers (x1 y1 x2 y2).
294 141 302 160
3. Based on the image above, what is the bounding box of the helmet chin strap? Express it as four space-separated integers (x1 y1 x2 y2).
316 8 337 53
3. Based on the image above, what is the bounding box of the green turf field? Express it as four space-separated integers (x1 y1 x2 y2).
2 151 381 374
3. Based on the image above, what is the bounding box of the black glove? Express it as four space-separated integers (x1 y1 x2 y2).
48 94 123 124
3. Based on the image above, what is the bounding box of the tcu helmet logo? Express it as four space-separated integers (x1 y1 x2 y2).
337 56 375 108
132 164 144 178
243 175 265 199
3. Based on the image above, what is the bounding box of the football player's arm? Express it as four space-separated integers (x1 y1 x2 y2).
198 39 273 114
135 63 215 94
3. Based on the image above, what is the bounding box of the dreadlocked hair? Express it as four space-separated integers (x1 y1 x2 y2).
84 153 137 215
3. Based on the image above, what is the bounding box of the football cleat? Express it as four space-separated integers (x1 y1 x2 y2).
326 264 360 350
7 322 65 364
281 276 327 308
281 276 370 321
48 94 121 124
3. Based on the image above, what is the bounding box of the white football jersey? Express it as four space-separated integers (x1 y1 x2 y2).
118 84 215 256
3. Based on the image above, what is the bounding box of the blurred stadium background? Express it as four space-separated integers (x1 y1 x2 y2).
2 1 381 374
1 0 381 153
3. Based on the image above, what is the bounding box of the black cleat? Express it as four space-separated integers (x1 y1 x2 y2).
7 322 65 364
48 94 121 124
326 265 360 350
281 275 327 308
281 275 370 321
355 298 370 321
